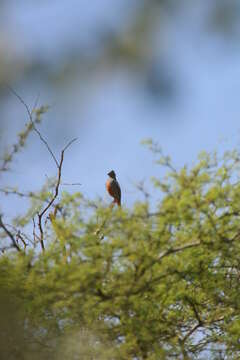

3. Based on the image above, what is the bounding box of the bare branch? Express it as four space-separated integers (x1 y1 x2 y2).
16 231 28 249
37 137 77 251
32 217 40 246
31 92 40 113
63 138 78 152
61 182 82 186
5 86 78 251
5 223 33 245
182 322 203 344
0 214 21 252
6 84 59 167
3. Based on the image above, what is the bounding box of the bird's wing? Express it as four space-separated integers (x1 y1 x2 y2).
111 180 121 203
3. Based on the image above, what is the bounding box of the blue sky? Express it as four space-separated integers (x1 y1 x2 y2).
1 0 240 219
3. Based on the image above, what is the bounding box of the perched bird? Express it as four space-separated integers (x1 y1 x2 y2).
106 170 121 207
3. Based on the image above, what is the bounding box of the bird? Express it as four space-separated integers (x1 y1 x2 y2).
106 170 121 207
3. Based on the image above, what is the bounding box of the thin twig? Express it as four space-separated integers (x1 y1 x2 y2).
6 84 59 167
63 138 78 152
32 217 39 246
61 182 82 186
0 187 45 201
31 92 40 113
16 231 28 249
5 223 33 245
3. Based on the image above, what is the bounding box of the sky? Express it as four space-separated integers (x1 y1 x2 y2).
1 0 240 219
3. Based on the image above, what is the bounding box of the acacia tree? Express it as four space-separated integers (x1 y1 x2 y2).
1 96 240 359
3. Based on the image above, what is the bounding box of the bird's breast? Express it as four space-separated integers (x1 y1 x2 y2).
106 179 115 196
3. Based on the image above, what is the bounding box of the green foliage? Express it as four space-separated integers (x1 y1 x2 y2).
2 146 240 359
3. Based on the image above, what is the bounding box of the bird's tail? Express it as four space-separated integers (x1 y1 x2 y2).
113 199 121 207
115 199 121 207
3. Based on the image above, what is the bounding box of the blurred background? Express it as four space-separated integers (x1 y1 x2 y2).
1 0 240 218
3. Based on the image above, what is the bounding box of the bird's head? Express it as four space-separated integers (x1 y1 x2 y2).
108 170 116 179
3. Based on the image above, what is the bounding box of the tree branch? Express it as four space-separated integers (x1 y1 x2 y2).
182 322 203 344
7 86 78 251
0 214 21 252
6 84 59 167
37 138 77 251
158 241 201 261
0 187 46 201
